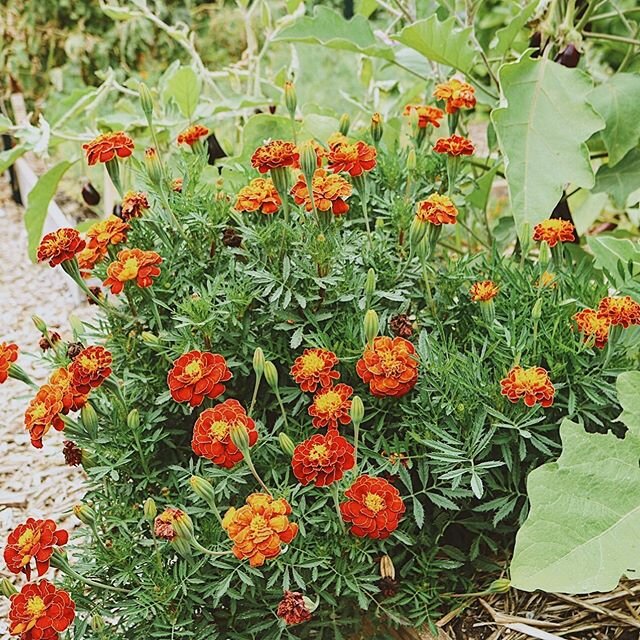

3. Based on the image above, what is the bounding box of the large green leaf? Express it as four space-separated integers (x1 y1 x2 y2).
588 73 640 167
25 161 75 262
0 145 26 174
163 66 202 119
511 372 640 593
491 56 604 240
593 148 640 208
491 1 537 57
587 235 640 287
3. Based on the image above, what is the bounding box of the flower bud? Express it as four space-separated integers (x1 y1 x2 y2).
32 315 47 334
364 268 376 299
406 148 417 173
279 433 296 457
489 578 511 593
380 554 396 580
538 241 551 268
370 112 383 145
171 536 192 558
127 409 140 431
253 347 265 378
90 613 105 632
338 113 351 136
144 148 162 184
409 217 427 248
303 595 319 613
229 423 251 453
300 141 318 182
80 402 99 437
284 81 297 118
73 503 96 526
350 395 364 426
264 361 279 390
375 217 384 230
480 299 495 324
531 298 543 321
139 83 154 122
141 331 160 346
189 476 216 505
172 511 194 541
143 497 157 521
364 309 379 344
0 578 18 599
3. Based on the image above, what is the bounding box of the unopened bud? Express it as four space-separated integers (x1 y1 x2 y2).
284 81 297 118
90 613 105 632
264 361 279 389
365 268 376 299
73 503 96 526
139 83 154 122
350 396 364 425
380 554 396 580
370 112 383 144
172 536 192 558
0 578 17 599
375 217 384 230
229 423 251 452
127 409 140 431
538 241 551 268
300 141 318 181
253 347 265 378
338 113 350 136
409 217 427 248
364 309 379 343
531 298 543 321
80 402 98 437
144 148 162 184
172 511 194 540
143 497 157 520
489 578 511 593
189 476 216 505
32 315 47 334
279 433 296 457
141 331 160 346
406 148 417 173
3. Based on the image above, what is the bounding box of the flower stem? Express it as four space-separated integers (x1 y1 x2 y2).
248 372 262 416
191 540 232 557
353 175 373 250
243 449 272 496
330 484 345 532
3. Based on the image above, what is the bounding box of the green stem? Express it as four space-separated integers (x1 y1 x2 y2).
353 421 360 472
248 373 262 416
421 257 437 317
330 484 345 532
274 388 289 429
354 175 372 250
191 540 232 557
583 30 640 45
243 449 272 496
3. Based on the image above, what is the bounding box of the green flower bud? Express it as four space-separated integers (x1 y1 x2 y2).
139 83 154 122
279 433 296 457
141 331 160 346
406 148 417 173
350 396 364 426
73 503 97 526
80 402 99 437
538 241 551 268
127 409 140 431
489 578 511 593
229 423 251 453
338 113 351 136
300 141 318 182
370 112 383 145
264 361 279 390
364 309 379 344
284 81 297 118
364 268 376 299
253 347 265 378
375 217 384 230
0 578 18 599
144 148 163 185
480 299 496 324
172 511 194 541
90 613 106 632
409 216 427 248
171 535 192 558
520 222 532 258
32 315 47 334
143 497 157 521
531 298 543 321
189 476 216 505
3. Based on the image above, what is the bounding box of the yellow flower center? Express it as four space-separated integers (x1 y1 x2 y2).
210 420 230 440
379 351 401 376
18 528 35 549
184 360 202 379
300 353 325 376
118 257 140 281
79 355 98 371
314 390 342 414
514 368 544 389
26 596 46 618
308 444 329 462
364 493 385 513
250 515 267 531
30 403 48 421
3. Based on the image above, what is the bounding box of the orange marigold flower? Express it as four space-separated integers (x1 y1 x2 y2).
83 131 134 166
154 508 187 541
416 193 458 225
290 348 340 393
4 518 68 580
433 78 476 114
177 124 210 146
470 280 499 302
433 134 475 156
69 346 112 395
222 493 298 567
87 215 129 251
327 132 349 150
532 219 576 247
340 475 405 539
573 308 610 348
167 351 232 407
49 367 88 413
292 430 354 487
327 140 377 177
403 104 444 128
0 342 19 384
308 383 353 429
120 191 150 221
36 228 85 267
277 591 312 625
192 399 258 468
356 336 418 398
500 366 555 408
251 140 299 174
77 245 106 277
597 296 640 329
8 579 75 640
291 169 352 216
103 248 162 295
24 384 64 449
234 178 282 215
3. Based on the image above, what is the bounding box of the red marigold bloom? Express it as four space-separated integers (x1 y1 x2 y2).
470 280 499 302
0 342 19 383
433 78 476 114
49 367 88 413
36 228 85 267
416 193 458 225
8 580 75 640
500 366 555 408
120 191 150 221
356 336 418 398
327 140 377 177
87 215 129 251
403 104 444 128
292 430 355 487
24 384 64 449
177 124 210 146
83 131 134 166
340 475 405 539
597 296 640 329
154 508 186 541
290 169 352 216
433 134 475 156
4 518 68 580
277 591 312 626
308 383 353 429
234 178 282 215
167 351 232 407
532 219 576 247
290 348 340 393
69 346 112 395
222 493 298 567
574 308 610 348
192 399 258 468
103 248 162 294
251 140 299 174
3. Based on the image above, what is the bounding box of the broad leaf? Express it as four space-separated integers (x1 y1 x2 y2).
593 148 640 208
587 235 640 287
511 371 640 593
0 145 26 174
163 66 202 119
491 56 604 240
491 1 537 56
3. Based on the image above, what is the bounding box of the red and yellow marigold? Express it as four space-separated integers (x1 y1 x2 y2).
470 280 500 302
433 134 475 156
86 215 129 251
69 346 112 395
77 246 106 277
340 475 405 539
103 248 162 294
290 348 340 393
222 493 298 567
327 140 377 177
573 308 610 348
24 384 64 449
500 366 555 408
154 508 188 541
416 194 458 225
192 399 258 468
120 191 150 221
0 342 19 384
36 229 85 268
308 383 353 429
356 336 418 398
532 219 576 247
290 169 352 216
234 178 282 215
83 131 134 166
49 367 88 413
292 430 355 487
403 104 444 128
277 591 312 626
251 140 299 174
177 124 210 146
597 296 640 328
167 351 232 407
433 78 476 114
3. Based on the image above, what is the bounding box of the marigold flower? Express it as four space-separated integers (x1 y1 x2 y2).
536 271 557 289
251 140 299 174
433 78 476 114
291 169 352 216
327 132 349 150
8 579 75 640
222 493 298 567
177 124 210 146
532 219 576 247
154 508 187 541
290 348 340 393
103 248 162 294
120 191 150 221
596 296 640 329
49 367 88 413
340 475 405 539
234 178 282 215
470 280 499 302
69 346 112 395
4 519 68 580
277 591 312 625
167 351 232 407
433 134 475 156
83 131 134 166
192 399 258 468
171 178 183 193
292 430 355 487
327 140 377 177
24 384 64 449
416 193 458 225
36 228 85 268
573 308 610 348
356 336 418 398
76 246 106 277
308 383 353 429
500 366 555 408
87 216 130 251
0 342 19 383
403 104 444 128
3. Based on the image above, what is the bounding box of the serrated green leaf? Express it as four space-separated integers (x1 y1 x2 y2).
593 148 640 208
163 66 202 119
